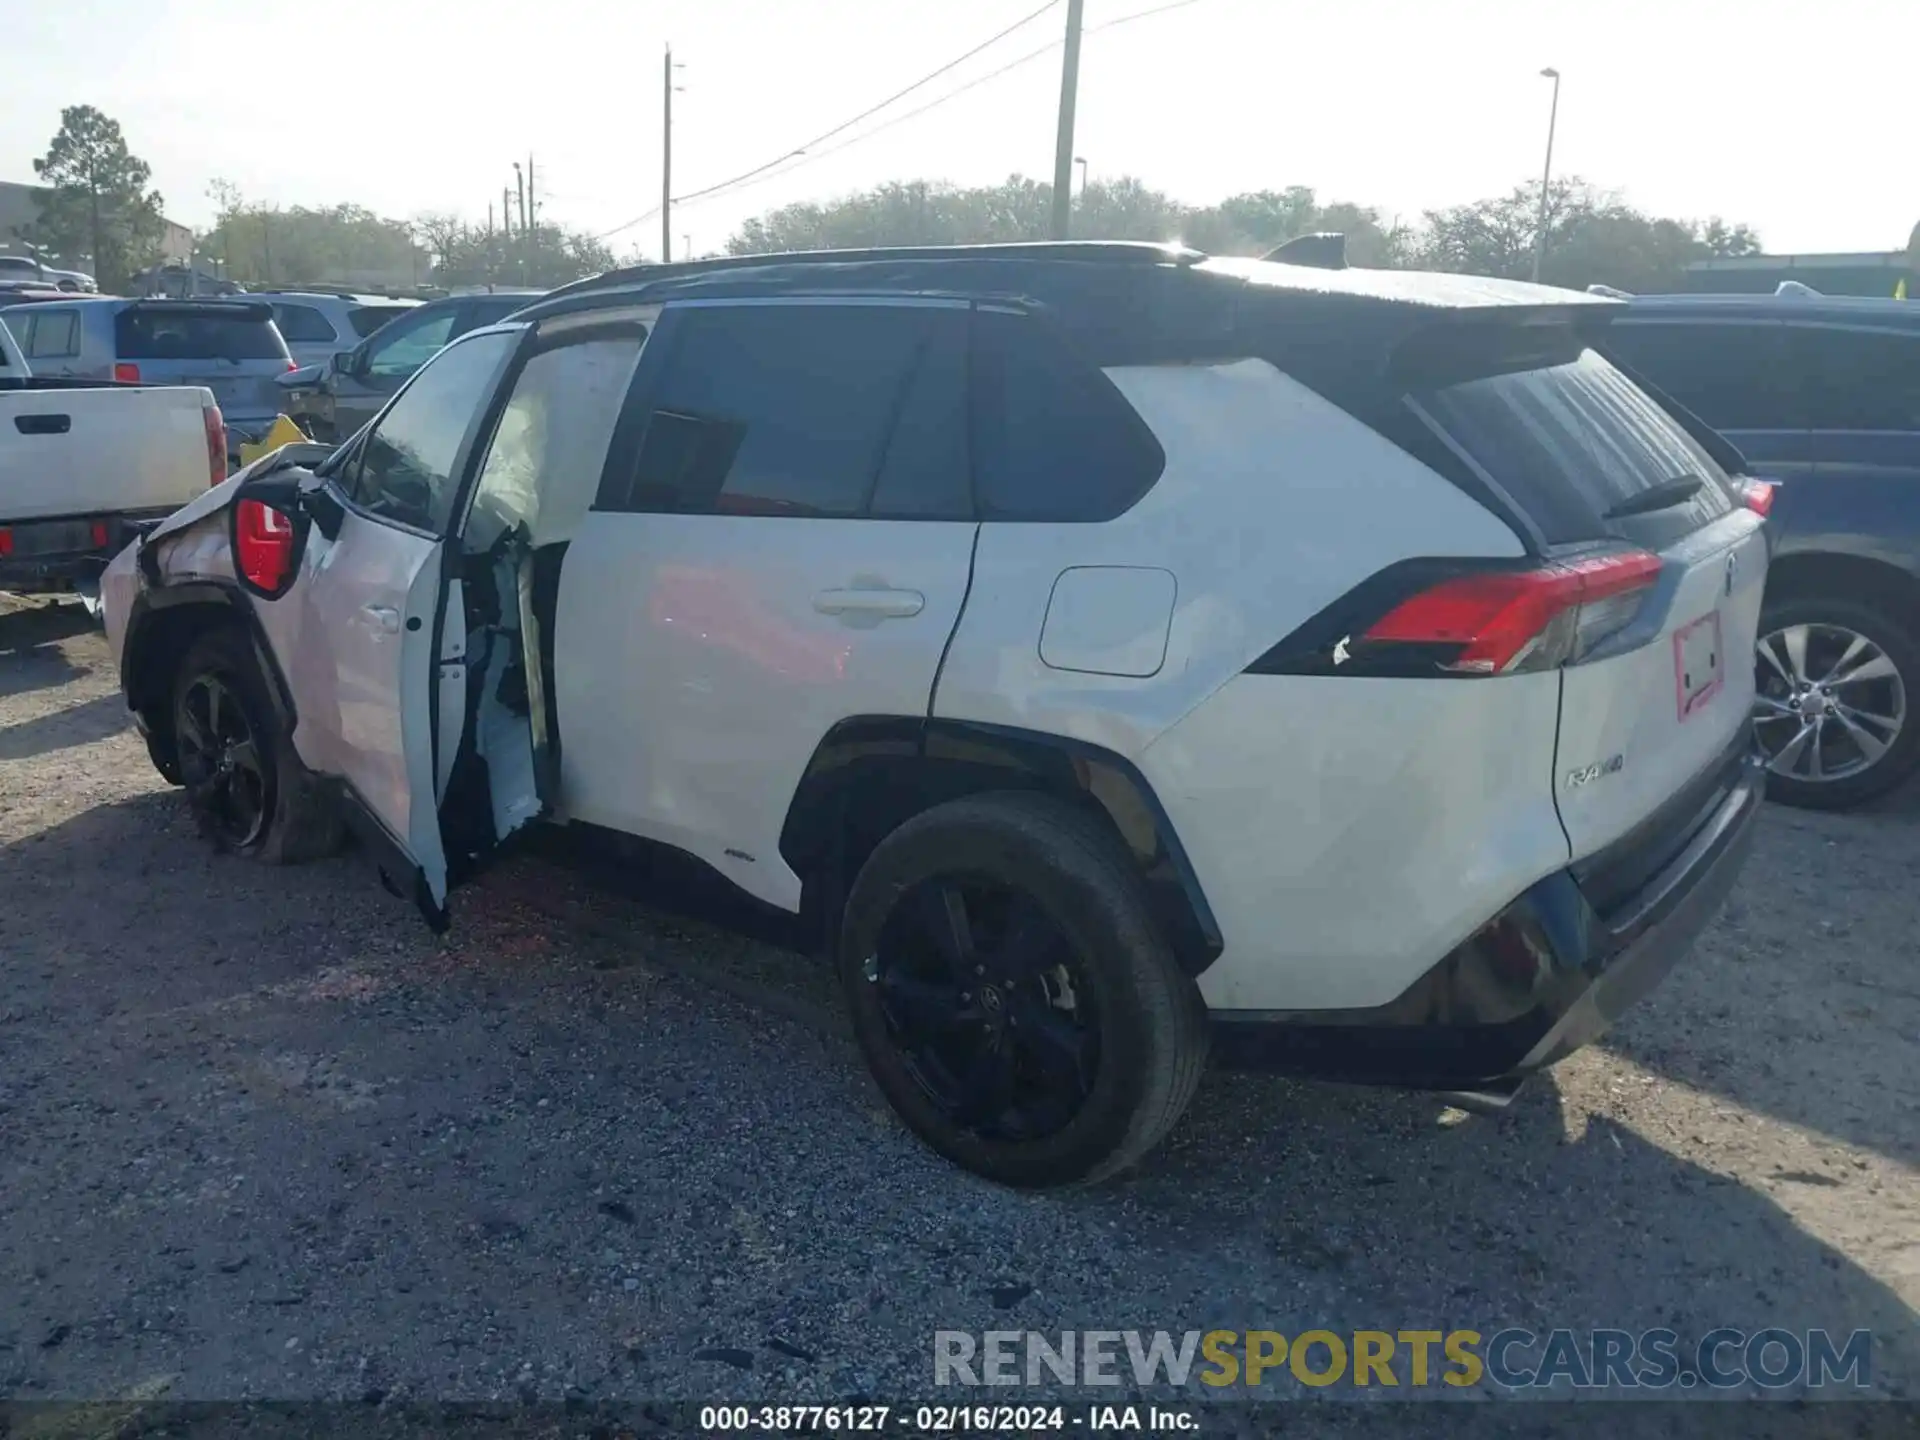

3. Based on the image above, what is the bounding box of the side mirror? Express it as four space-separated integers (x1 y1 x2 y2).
331 348 360 378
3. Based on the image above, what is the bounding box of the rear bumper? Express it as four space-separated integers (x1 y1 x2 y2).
0 512 169 594
1211 749 1765 1090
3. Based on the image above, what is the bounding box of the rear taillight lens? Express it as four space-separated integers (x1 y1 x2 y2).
0 528 12 558
1735 478 1777 517
90 521 109 548
113 362 140 383
285 359 299 373
203 405 227 487
235 498 295 592
1363 550 1663 675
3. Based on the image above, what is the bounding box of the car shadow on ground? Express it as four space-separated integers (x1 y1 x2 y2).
1600 802 1920 1172
3 793 1914 1406
0 600 94 698
0 692 131 761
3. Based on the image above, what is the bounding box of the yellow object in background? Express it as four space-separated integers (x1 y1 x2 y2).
1897 277 1909 300
238 414 311 469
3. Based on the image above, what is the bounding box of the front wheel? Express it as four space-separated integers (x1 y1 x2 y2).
838 793 1208 1188
170 627 341 862
1753 593 1920 810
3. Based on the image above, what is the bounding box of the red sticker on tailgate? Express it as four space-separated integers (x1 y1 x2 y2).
1673 610 1725 721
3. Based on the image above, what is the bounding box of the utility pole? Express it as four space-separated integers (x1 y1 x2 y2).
1049 0 1086 241
515 162 528 234
527 154 536 229
503 187 513 240
662 45 675 263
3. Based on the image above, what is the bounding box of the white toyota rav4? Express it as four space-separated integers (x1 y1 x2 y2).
102 243 1769 1188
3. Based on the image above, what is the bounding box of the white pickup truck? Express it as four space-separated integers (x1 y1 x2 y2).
0 314 225 603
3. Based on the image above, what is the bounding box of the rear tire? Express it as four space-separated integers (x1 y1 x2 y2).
170 627 341 863
837 792 1209 1188
1754 593 1920 811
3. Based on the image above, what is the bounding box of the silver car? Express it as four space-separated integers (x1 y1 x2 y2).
243 291 420 369
0 296 294 462
0 254 97 293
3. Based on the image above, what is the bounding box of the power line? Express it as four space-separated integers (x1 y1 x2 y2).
595 0 1061 240
660 0 1208 216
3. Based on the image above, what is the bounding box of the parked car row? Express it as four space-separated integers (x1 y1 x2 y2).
0 252 98 292
1599 289 1920 808
102 241 1772 1188
0 309 226 607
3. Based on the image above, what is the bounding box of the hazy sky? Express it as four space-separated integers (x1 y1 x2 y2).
2 0 1911 260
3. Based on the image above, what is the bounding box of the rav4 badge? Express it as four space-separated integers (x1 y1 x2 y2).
1566 754 1626 788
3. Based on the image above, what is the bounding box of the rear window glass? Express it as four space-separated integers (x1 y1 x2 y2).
350 305 414 339
271 303 337 343
113 307 289 361
1420 349 1735 547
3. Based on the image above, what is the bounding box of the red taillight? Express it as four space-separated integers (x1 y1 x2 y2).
0 528 12 558
285 359 299 373
235 498 295 592
203 405 228 487
1365 550 1662 675
113 362 140 383
1736 478 1777 517
90 521 109 548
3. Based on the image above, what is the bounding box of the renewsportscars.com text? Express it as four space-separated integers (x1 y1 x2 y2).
933 1328 1873 1391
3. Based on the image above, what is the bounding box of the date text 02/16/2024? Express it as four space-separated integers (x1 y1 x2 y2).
698 1405 1197 1432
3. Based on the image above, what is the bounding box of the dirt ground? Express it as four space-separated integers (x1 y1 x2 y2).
1 593 1916 1413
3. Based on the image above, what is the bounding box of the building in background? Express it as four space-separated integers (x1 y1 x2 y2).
1683 250 1914 298
0 178 193 271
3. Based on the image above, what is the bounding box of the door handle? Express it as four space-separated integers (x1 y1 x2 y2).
812 588 925 620
14 413 71 435
361 604 401 633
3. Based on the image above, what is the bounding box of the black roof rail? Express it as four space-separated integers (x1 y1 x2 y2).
542 240 1206 306
1261 232 1346 270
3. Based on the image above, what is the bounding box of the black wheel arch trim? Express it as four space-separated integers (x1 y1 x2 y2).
778 715 1223 976
121 578 298 742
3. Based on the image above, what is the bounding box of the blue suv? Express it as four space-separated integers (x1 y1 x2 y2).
1603 293 1920 809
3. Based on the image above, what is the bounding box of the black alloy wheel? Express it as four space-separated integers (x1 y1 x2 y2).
866 876 1099 1144
175 665 273 850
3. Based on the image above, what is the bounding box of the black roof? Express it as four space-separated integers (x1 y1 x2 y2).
514 242 1616 369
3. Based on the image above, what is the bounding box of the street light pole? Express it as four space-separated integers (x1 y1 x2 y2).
1531 67 1561 283
1075 156 1089 197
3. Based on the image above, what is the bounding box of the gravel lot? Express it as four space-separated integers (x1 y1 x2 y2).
2 593 1916 1414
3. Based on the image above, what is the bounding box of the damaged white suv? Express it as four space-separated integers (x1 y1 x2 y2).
103 243 1769 1188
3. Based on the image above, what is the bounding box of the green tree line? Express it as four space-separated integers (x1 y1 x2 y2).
723 174 1765 294
13 103 1780 297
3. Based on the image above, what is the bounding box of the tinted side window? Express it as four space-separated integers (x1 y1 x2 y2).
623 303 950 517
1785 327 1920 432
366 308 459 378
272 303 337 343
971 309 1165 522
465 332 647 551
349 305 413 339
348 331 516 533
1600 321 1792 431
26 310 78 359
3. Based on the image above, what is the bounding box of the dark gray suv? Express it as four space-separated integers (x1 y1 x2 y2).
1603 294 1920 809
286 290 542 442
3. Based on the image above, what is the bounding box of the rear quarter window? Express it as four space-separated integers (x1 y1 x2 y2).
1419 348 1735 551
271 303 338 343
113 307 289 361
970 308 1165 522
